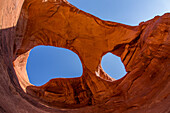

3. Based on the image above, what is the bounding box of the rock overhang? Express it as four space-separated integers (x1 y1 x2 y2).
0 0 170 112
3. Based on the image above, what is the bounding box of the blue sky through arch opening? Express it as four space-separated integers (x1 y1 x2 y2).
27 46 83 86
101 53 127 80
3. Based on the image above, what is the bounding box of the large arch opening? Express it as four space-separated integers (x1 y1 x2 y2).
101 52 127 80
26 46 83 86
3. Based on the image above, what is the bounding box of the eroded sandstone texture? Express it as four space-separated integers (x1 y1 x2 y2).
0 0 170 112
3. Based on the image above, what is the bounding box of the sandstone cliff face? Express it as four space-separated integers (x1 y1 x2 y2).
0 0 169 113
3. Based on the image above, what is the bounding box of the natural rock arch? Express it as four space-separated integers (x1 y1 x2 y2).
0 0 169 112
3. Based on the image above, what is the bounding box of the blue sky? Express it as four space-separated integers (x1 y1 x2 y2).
27 0 170 86
68 0 170 25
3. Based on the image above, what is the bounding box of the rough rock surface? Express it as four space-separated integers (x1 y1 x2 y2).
0 0 170 112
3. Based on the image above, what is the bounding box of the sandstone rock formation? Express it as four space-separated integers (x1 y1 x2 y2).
0 0 170 112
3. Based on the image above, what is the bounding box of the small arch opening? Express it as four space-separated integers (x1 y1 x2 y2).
101 52 127 80
26 46 83 86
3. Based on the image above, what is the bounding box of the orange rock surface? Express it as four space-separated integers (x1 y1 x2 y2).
0 0 169 112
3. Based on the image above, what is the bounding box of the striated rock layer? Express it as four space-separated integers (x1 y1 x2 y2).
0 0 170 112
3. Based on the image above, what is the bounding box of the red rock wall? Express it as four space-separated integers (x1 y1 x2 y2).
0 0 169 112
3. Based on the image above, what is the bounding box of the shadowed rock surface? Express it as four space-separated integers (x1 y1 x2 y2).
0 0 169 112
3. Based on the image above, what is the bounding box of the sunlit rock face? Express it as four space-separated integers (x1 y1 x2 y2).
0 0 169 112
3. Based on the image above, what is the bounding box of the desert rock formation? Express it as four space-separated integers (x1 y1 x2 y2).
0 0 170 113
